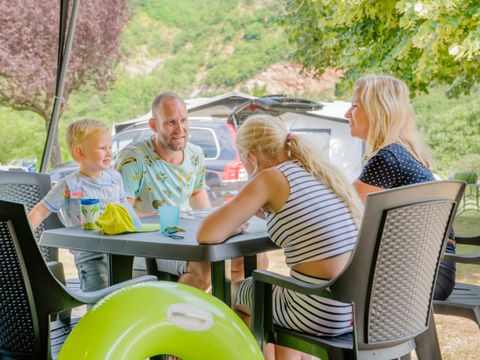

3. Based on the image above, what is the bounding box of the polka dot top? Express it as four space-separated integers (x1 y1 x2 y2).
359 143 434 188
359 143 455 254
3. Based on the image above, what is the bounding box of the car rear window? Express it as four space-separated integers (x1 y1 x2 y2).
189 127 219 159
112 126 220 160
112 129 148 155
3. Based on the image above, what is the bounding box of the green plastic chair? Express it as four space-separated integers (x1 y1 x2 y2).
450 170 479 214
252 181 465 360
0 199 157 359
433 233 480 327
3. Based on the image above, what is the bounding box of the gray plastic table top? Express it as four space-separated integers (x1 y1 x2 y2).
40 214 278 262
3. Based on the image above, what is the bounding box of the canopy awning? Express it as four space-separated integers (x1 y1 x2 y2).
40 0 80 172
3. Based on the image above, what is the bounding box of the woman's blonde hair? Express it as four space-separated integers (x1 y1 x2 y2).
236 114 363 226
355 75 432 167
66 119 109 160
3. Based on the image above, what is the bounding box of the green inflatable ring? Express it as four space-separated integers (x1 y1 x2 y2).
58 282 263 360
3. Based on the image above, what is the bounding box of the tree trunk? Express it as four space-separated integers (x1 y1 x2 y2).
43 117 62 169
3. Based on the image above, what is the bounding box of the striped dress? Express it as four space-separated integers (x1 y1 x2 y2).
236 161 358 336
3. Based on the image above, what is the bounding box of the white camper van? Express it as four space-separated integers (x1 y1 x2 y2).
227 95 363 182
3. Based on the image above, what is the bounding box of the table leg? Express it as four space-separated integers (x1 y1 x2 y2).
244 255 258 278
109 254 134 285
211 260 231 306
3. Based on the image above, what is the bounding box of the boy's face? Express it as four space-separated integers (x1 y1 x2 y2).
76 131 112 172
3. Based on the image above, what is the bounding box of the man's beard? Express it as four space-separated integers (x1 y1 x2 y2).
158 135 186 152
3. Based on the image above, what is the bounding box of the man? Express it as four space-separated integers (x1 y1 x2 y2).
115 92 211 290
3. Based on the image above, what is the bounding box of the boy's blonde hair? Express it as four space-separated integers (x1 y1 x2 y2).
355 75 432 167
66 119 109 160
236 114 363 226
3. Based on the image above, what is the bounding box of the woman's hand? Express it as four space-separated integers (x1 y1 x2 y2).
197 168 285 244
233 222 249 235
255 209 266 219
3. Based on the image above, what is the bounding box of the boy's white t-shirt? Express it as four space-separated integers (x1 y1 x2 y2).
42 167 126 264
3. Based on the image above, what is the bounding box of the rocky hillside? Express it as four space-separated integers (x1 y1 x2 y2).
242 63 341 99
114 0 339 104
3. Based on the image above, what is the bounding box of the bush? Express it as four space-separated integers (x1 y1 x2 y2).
414 85 480 177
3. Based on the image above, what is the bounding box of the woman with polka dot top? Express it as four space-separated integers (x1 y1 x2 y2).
345 75 455 301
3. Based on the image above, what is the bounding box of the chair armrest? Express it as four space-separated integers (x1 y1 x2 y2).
47 261 66 285
252 269 333 349
65 275 157 304
455 235 480 246
444 253 480 264
253 270 332 295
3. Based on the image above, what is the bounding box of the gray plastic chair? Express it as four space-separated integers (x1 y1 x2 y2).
0 199 157 359
0 171 63 263
433 234 480 327
252 181 465 360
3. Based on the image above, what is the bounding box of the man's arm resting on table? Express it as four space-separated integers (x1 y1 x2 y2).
189 189 211 209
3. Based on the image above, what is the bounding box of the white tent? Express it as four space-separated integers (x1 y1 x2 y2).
277 104 363 182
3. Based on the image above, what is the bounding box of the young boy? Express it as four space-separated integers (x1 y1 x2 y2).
29 119 127 292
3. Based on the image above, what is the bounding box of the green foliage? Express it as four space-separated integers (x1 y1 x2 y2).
279 0 480 97
0 108 46 169
121 12 177 57
413 85 480 177
451 170 478 184
0 0 293 168
453 154 480 179
2 0 478 180
121 0 290 91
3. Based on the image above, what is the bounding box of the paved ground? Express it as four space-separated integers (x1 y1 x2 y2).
60 249 479 359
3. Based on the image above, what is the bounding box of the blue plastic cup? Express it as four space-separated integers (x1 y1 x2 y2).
158 205 180 235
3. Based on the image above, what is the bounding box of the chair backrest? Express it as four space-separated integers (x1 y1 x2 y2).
0 199 69 359
0 171 63 262
332 181 464 350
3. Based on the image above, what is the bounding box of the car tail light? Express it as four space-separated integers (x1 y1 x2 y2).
222 160 247 182
222 123 248 182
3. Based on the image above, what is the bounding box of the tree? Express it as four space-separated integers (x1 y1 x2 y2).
279 0 480 97
0 0 129 167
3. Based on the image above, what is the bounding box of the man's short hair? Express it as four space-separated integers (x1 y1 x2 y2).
151 92 185 121
66 119 109 160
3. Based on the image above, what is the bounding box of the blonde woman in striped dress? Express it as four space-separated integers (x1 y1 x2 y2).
197 114 363 360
